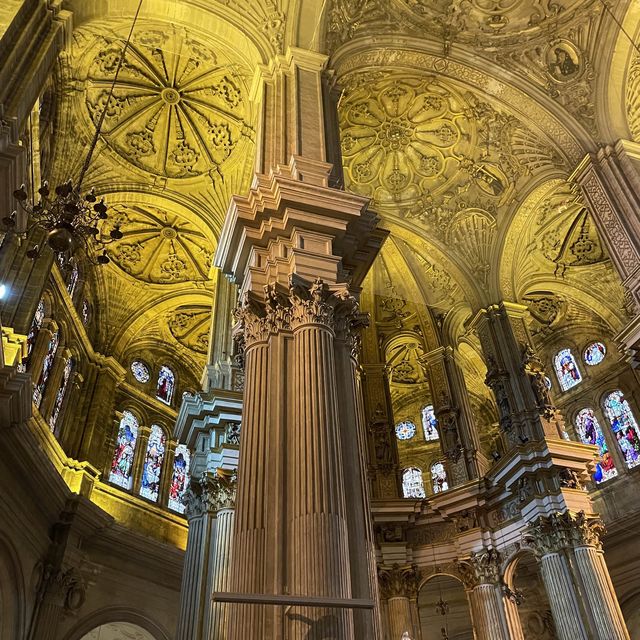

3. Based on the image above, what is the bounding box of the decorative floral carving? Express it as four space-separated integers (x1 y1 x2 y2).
524 510 605 556
168 306 211 355
182 472 237 519
378 563 421 599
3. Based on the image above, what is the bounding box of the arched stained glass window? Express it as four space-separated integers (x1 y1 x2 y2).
109 411 139 489
604 390 640 469
584 342 606 366
402 467 425 499
421 405 439 441
575 408 617 483
131 360 150 383
431 461 449 493
156 365 175 405
25 298 45 365
168 444 190 513
139 425 166 503
49 357 74 433
81 299 90 326
67 262 79 297
395 420 416 440
554 348 582 391
33 329 59 408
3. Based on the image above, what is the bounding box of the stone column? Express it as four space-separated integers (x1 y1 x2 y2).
39 347 69 425
525 511 631 640
159 440 176 507
378 564 420 640
176 473 237 640
131 425 150 495
571 142 640 362
28 323 54 383
458 549 512 640
469 302 566 449
422 346 488 486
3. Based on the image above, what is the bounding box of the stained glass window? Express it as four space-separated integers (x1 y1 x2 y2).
395 420 416 440
109 410 139 489
49 357 74 433
554 348 582 391
131 360 150 383
168 444 191 513
156 365 175 405
33 329 59 408
604 390 640 469
67 262 79 297
575 408 617 483
139 424 166 502
25 298 45 365
584 342 606 366
421 405 439 441
81 299 90 325
402 467 425 499
431 461 449 493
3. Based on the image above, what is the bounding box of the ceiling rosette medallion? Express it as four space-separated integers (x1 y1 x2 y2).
104 204 213 284
84 24 248 179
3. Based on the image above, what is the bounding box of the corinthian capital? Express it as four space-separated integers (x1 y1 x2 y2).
524 510 605 556
182 472 237 519
457 548 501 588
378 563 421 599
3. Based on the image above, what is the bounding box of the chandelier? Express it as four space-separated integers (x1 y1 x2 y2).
2 0 144 268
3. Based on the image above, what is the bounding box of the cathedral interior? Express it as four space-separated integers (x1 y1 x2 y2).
3 1 640 639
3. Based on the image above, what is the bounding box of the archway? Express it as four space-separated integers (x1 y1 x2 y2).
418 574 473 640
80 622 158 640
506 552 557 640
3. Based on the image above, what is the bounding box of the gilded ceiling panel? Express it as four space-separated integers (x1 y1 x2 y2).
82 23 249 180
104 204 213 284
168 305 211 355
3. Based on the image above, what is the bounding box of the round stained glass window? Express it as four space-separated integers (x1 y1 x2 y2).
584 342 606 366
131 360 150 383
395 421 416 440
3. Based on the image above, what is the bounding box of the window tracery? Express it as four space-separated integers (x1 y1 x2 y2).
49 357 74 433
168 444 190 513
131 360 150 384
33 328 59 408
604 390 640 469
109 410 139 489
156 365 175 405
431 461 449 493
395 420 416 440
575 408 617 483
584 342 606 366
402 467 425 499
553 348 582 391
421 405 439 441
25 298 45 366
67 261 79 297
139 424 166 503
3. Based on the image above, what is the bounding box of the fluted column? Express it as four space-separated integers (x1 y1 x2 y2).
378 565 420 640
525 511 630 640
459 549 512 640
131 425 150 494
159 440 176 507
176 473 237 640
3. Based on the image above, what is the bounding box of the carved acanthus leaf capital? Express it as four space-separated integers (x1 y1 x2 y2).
182 471 237 519
457 548 501 588
378 563 421 599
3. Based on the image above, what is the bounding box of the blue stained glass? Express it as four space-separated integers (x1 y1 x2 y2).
431 461 449 493
33 329 59 408
395 420 416 440
554 348 582 391
168 444 190 513
604 390 640 469
402 467 425 499
131 360 150 383
156 365 175 405
584 342 606 366
67 262 79 297
575 408 617 483
109 411 139 489
421 405 439 441
140 425 166 502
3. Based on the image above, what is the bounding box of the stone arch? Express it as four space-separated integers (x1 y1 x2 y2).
62 606 170 640
0 532 25 640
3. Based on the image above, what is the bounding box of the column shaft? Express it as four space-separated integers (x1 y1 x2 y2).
539 552 588 640
209 507 235 639
468 584 510 640
287 323 353 637
573 546 630 640
387 596 414 640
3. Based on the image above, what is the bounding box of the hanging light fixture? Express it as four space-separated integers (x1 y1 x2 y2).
2 0 144 268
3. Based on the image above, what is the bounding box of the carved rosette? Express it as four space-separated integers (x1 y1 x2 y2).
524 511 605 557
182 472 237 519
457 548 502 588
378 563 421 600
